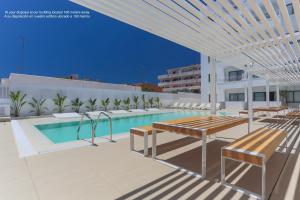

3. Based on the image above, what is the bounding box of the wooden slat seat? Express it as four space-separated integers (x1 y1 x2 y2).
239 110 258 115
130 126 163 156
221 127 288 200
286 110 300 118
131 126 157 136
222 128 287 166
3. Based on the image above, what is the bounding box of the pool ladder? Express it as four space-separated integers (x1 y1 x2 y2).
76 112 113 145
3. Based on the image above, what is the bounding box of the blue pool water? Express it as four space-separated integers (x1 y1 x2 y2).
36 111 227 144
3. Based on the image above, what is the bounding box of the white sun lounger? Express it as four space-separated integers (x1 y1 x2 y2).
184 103 191 109
196 103 206 110
170 102 179 108
205 103 211 110
130 109 146 112
177 103 185 109
202 103 221 110
109 110 130 114
190 103 198 109
53 112 81 118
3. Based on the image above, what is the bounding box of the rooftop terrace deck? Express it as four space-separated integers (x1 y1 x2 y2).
1 116 300 200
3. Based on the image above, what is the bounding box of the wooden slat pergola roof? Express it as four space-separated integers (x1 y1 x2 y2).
71 0 300 85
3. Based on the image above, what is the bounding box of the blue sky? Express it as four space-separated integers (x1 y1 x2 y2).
0 0 200 84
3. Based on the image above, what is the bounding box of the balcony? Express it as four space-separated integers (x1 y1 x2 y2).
158 70 200 80
158 78 200 87
163 85 200 92
218 74 260 83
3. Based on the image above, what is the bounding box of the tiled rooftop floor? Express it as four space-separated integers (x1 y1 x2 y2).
0 117 299 200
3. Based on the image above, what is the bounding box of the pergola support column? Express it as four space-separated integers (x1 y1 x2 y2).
210 58 217 115
248 66 253 133
276 85 280 104
244 86 247 103
266 80 270 108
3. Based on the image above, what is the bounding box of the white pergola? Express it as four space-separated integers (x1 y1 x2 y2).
71 0 300 130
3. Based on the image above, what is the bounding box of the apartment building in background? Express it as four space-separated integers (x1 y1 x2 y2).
201 55 300 110
158 64 201 93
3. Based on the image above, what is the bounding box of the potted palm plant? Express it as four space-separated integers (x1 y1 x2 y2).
86 98 97 111
133 96 139 109
101 98 110 111
53 93 68 113
280 90 288 106
29 97 48 116
141 94 147 109
113 98 121 110
9 90 27 117
123 97 131 111
71 98 84 113
148 97 154 108
154 97 161 108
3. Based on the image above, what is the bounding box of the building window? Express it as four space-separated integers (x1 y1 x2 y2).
228 70 244 81
208 74 210 82
287 91 300 103
252 92 275 101
253 92 266 101
208 56 210 63
229 93 244 101
270 92 275 101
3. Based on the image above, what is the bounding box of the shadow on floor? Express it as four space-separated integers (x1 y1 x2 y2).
138 136 199 156
117 118 300 200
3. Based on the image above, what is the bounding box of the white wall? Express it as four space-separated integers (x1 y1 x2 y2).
5 74 200 116
7 73 141 91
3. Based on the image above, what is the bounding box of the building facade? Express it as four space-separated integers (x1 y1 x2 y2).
131 83 163 92
158 64 201 93
201 55 300 110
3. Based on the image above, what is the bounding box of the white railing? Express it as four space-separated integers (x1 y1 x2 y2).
0 85 10 116
158 79 200 86
0 85 9 99
218 75 261 83
158 70 201 79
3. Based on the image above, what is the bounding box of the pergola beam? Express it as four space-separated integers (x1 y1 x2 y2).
71 0 300 84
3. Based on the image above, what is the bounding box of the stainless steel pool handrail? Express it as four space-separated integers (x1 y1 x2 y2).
76 114 85 140
76 112 113 145
94 111 113 142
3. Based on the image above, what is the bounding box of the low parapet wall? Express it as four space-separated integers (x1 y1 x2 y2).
8 85 201 117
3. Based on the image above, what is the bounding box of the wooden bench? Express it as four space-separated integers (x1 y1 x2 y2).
221 127 288 200
130 126 163 156
238 110 258 116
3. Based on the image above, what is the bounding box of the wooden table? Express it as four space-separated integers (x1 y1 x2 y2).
239 110 258 117
286 111 300 127
151 116 248 178
253 107 287 122
286 110 300 118
254 107 286 115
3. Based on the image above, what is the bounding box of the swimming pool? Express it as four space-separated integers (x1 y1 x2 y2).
35 111 230 144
